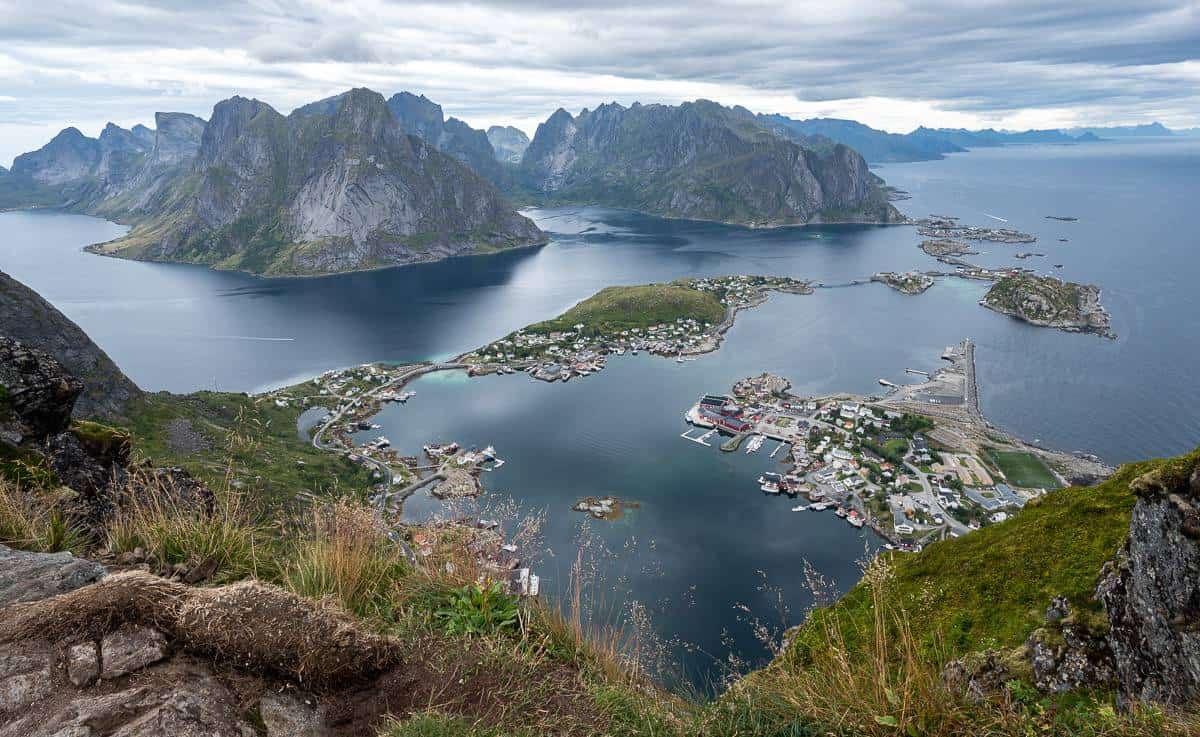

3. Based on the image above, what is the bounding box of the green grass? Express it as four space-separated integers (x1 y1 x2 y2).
121 390 374 505
527 284 725 337
787 453 1193 665
986 448 1061 489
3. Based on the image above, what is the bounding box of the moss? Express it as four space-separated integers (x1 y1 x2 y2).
70 420 132 463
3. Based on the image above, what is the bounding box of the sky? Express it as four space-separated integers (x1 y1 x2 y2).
2 0 1198 165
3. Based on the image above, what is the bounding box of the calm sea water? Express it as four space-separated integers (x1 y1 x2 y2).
2 138 1197 686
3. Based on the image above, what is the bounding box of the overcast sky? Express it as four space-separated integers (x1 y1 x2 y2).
2 0 1198 165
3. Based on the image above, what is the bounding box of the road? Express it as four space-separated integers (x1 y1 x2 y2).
310 362 464 489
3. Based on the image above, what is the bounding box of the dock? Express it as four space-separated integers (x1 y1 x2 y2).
769 441 789 459
720 432 749 453
681 428 717 447
905 368 929 376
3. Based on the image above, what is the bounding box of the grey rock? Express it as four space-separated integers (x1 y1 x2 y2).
66 642 99 688
0 546 106 607
100 626 168 679
1098 460 1200 705
260 692 324 737
0 643 54 712
941 650 1010 702
1025 598 1116 693
0 271 140 421
487 125 530 164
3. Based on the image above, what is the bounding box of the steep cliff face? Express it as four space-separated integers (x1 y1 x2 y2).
519 100 901 226
487 125 530 163
93 111 206 215
384 92 506 185
11 127 103 187
101 88 543 275
1098 453 1200 706
0 270 138 421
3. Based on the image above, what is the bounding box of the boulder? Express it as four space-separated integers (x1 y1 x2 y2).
100 625 169 679
260 691 324 737
0 546 106 607
65 642 99 687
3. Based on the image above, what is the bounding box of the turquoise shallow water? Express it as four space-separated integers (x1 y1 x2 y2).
2 138 1198 686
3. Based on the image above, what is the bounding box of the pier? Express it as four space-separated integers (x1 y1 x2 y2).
681 427 717 446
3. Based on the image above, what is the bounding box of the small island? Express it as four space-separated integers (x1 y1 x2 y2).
464 275 812 378
872 271 935 295
982 274 1114 338
919 238 980 265
916 215 1036 243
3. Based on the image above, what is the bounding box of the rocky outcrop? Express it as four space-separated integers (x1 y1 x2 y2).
0 334 206 540
0 270 139 420
519 100 902 227
1097 455 1200 706
982 274 1115 339
1025 597 1116 693
0 546 105 608
385 91 507 185
94 88 543 276
0 564 402 736
487 125 530 163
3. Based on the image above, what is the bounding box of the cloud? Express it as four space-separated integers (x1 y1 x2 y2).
0 0 1197 164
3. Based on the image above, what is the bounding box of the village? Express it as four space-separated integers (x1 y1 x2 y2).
681 342 1080 551
462 275 812 382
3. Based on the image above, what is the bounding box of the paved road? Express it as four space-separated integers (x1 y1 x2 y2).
311 362 464 488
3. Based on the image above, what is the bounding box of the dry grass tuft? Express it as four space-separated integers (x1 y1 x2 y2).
280 497 409 619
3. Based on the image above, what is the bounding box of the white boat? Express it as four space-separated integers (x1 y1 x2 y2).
848 515 865 529
745 435 766 454
809 502 830 511
791 504 808 512
760 482 780 494
482 445 497 458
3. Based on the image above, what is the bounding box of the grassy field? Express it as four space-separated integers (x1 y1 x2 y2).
122 390 375 506
527 284 725 337
986 448 1061 489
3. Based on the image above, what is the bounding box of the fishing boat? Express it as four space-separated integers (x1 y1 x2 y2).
745 435 766 454
809 502 830 511
835 507 848 519
847 512 866 528
760 481 780 494
791 504 808 512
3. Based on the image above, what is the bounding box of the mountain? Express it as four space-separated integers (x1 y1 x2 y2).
487 125 530 163
1068 122 1174 138
760 115 965 163
909 126 1085 149
0 269 138 420
383 92 506 186
93 88 543 276
519 100 901 227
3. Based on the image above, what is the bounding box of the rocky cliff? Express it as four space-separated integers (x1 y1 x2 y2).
1098 455 1200 706
93 89 543 275
487 125 530 163
0 270 138 420
384 92 507 186
519 100 902 227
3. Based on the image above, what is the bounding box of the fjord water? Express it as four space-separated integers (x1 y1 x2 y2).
2 138 1198 685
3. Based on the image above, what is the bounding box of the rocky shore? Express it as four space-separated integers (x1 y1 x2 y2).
872 271 935 294
982 274 1114 339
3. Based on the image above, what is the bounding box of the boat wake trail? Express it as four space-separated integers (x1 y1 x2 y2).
201 335 296 342
982 212 1008 222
